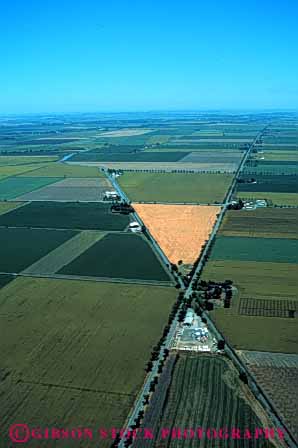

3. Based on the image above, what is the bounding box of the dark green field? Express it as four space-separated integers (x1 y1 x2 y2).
0 176 61 199
90 144 144 153
71 151 188 162
210 236 298 263
237 174 298 193
244 163 298 175
59 233 170 282
0 201 130 230
0 274 14 289
0 227 77 272
16 138 80 145
220 208 298 238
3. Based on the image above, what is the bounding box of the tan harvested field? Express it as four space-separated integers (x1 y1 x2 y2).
134 204 220 264
97 128 152 137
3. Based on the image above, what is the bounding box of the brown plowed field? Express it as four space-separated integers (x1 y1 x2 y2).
134 203 220 264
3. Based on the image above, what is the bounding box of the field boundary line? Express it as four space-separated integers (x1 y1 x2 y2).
0 271 174 288
17 379 135 398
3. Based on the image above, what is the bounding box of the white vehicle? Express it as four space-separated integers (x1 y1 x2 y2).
104 190 120 201
129 221 142 233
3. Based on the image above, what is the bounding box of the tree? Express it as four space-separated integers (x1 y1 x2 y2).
217 340 225 350
239 371 248 384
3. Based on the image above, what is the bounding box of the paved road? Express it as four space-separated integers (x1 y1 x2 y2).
114 132 262 447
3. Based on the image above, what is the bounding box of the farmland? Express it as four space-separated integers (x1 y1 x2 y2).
0 227 77 273
70 150 243 173
118 172 233 203
0 277 176 447
98 128 153 137
202 260 298 300
201 259 298 351
236 191 298 206
237 174 298 193
0 201 129 230
0 155 59 165
16 177 112 201
211 311 298 353
0 162 50 179
1 114 297 446
178 149 242 164
219 208 298 238
59 233 171 282
0 201 24 215
255 151 298 161
138 354 275 448
0 274 13 289
23 231 106 275
71 151 188 162
239 297 298 318
0 176 61 200
85 161 238 172
238 352 298 442
210 236 298 263
133 204 220 265
19 162 105 177
243 162 298 175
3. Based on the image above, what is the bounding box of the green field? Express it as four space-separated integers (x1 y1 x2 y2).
22 231 106 275
0 156 58 165
19 162 105 177
244 163 298 175
71 151 188 162
220 208 298 239
255 151 298 161
59 233 170 282
0 201 24 215
210 236 298 263
237 174 298 193
0 176 61 200
0 277 176 447
0 201 130 230
0 227 77 273
118 172 233 203
202 260 298 300
148 355 274 448
202 260 298 352
237 191 298 206
212 310 298 353
0 163 50 179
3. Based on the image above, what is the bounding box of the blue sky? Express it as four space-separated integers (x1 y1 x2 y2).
0 0 297 113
